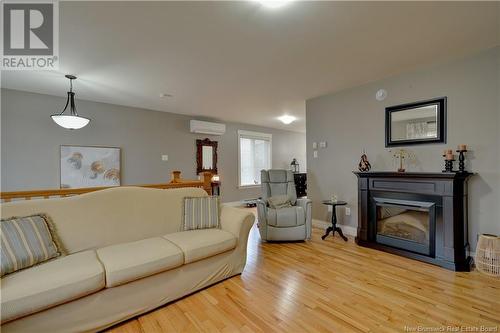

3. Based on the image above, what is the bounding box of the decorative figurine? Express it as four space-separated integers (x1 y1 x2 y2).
358 150 371 172
393 149 411 172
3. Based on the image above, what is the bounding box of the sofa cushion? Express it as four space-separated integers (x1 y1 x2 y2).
163 229 237 264
96 237 184 288
267 206 305 227
1 250 104 323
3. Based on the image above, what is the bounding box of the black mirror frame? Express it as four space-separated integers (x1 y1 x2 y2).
385 97 447 147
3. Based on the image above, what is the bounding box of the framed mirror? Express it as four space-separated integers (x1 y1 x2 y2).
385 97 447 147
196 138 218 174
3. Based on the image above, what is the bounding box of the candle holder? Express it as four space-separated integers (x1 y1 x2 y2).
456 149 467 173
442 155 455 173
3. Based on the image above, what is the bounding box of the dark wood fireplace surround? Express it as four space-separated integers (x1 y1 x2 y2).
354 172 473 271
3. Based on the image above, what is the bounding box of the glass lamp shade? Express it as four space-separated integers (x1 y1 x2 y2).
51 115 90 129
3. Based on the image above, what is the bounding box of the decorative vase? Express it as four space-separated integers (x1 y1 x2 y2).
475 234 500 277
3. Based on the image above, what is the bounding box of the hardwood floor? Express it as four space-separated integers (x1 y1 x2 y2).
107 216 500 333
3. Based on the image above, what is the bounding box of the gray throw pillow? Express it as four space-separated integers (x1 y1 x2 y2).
1 214 62 277
183 196 220 231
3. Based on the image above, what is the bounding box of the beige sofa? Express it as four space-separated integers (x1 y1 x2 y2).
0 187 255 333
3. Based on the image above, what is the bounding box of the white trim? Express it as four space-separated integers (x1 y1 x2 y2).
237 130 273 140
222 200 260 207
312 218 477 259
237 130 272 187
312 219 357 237
221 201 245 207
238 185 261 189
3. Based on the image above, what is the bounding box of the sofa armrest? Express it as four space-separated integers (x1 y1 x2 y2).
220 206 255 274
220 206 255 241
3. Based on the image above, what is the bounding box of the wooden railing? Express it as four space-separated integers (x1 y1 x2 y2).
1 171 213 203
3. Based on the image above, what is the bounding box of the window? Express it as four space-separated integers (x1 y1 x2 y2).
238 130 272 187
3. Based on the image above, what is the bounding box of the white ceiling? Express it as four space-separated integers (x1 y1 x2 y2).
2 1 498 132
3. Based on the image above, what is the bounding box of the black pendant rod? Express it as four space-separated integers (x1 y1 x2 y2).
57 75 78 116
70 92 78 116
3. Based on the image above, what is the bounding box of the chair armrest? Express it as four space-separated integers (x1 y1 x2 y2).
256 199 269 240
220 206 255 241
256 199 268 224
296 198 312 239
296 198 312 210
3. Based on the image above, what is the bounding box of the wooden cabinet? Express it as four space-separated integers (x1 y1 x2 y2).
293 173 307 198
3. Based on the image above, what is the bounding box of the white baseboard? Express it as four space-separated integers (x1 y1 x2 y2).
221 201 245 207
311 220 478 262
312 219 357 237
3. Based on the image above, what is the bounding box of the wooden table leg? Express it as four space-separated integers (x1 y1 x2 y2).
334 227 348 242
321 226 333 240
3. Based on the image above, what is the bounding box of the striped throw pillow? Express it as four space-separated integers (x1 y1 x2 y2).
183 196 220 231
1 214 62 277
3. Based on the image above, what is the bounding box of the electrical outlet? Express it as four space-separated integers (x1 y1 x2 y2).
345 207 351 216
313 150 318 158
161 155 169 161
319 141 327 148
312 142 318 149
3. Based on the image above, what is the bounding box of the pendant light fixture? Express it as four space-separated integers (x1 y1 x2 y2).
51 75 90 129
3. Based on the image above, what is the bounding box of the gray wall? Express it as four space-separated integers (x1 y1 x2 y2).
306 47 499 248
1 89 306 203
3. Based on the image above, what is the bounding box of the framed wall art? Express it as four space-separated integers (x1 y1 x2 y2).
60 145 121 188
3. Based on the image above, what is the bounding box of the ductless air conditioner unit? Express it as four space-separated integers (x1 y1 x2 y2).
190 120 226 136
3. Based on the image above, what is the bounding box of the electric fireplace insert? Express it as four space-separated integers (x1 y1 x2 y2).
373 197 436 256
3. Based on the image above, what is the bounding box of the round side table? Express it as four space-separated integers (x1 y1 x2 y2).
321 200 348 241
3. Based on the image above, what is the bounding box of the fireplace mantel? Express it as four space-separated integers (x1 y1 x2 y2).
353 171 472 178
353 171 473 271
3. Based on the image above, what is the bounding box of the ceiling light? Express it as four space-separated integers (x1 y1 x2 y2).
278 115 296 125
253 0 294 9
51 75 90 130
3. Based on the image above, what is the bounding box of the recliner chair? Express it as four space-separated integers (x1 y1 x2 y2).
257 169 312 241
